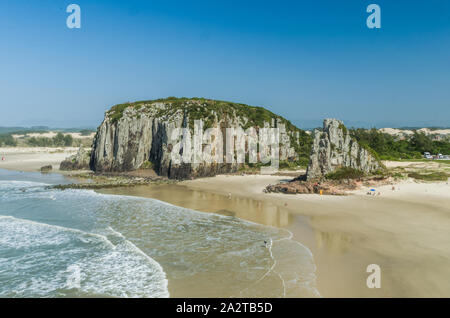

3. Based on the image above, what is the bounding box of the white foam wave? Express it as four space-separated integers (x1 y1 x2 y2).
0 180 49 189
0 177 319 298
0 216 169 298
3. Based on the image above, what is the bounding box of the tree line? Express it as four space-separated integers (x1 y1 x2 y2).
26 133 74 147
350 128 450 160
0 132 74 147
0 134 17 147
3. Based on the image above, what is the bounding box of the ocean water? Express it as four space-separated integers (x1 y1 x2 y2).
0 169 319 298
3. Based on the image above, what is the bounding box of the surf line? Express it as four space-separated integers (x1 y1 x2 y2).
234 236 288 297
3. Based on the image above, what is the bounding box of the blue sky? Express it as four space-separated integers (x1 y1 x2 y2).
0 0 449 128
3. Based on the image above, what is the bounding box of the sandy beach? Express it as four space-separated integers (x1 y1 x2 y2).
0 147 78 172
101 173 450 297
2 150 449 297
182 175 450 297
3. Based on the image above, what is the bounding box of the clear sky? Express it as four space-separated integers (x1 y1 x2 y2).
0 0 449 128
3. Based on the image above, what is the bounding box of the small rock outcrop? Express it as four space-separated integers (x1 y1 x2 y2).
306 119 383 180
265 179 357 195
40 165 52 172
60 146 91 171
90 98 311 179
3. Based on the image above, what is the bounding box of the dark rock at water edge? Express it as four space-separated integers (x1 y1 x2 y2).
40 165 52 172
60 146 91 171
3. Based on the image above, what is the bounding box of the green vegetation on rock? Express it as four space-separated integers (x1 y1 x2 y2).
106 97 313 164
140 160 154 170
338 122 348 135
108 97 294 129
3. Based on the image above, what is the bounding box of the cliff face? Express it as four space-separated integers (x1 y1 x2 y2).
306 119 383 180
90 98 309 179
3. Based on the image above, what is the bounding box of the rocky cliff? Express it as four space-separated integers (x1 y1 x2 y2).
90 98 310 179
306 119 384 180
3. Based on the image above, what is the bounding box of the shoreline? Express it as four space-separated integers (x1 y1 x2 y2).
101 174 450 297
1 151 450 297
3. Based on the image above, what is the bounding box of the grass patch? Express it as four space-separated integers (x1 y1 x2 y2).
338 122 348 135
279 160 306 170
391 172 407 179
407 172 449 181
140 161 154 170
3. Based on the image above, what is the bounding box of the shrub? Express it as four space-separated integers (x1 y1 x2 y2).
26 136 53 147
140 161 154 169
63 134 73 147
0 134 17 147
407 172 449 181
279 160 305 170
79 129 94 136
391 172 406 179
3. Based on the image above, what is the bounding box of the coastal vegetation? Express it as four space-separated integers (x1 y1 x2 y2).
350 128 450 160
27 133 74 147
407 171 449 182
0 128 95 148
108 97 308 133
0 134 17 147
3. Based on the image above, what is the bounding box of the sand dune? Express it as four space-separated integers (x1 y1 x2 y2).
12 132 95 139
0 147 78 172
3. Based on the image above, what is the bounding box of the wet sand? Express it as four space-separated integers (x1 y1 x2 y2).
101 175 450 297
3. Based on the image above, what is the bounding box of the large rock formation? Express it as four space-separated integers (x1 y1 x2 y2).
306 119 383 180
90 98 310 179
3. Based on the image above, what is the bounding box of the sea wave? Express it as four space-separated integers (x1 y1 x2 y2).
0 216 169 298
0 177 319 297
